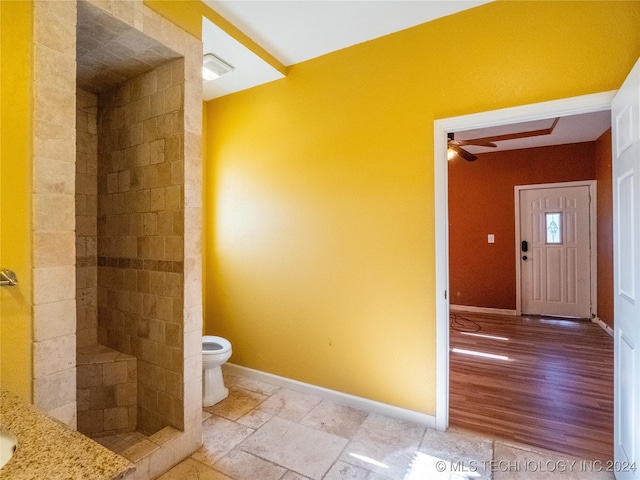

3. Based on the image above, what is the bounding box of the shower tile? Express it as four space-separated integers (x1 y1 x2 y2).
90 385 116 410
49 402 78 429
150 91 165 117
170 162 184 188
183 329 201 358
183 353 200 383
150 139 165 165
170 59 184 85
33 43 76 94
102 359 129 384
33 334 76 378
33 367 77 411
149 426 181 446
78 409 104 434
36 86 75 126
131 121 144 146
77 388 91 411
34 9 75 56
34 156 75 194
165 186 182 212
104 406 129 430
33 299 76 341
121 438 160 463
149 440 179 478
33 195 76 231
107 173 119 193
115 382 137 405
165 235 183 261
136 97 151 123
119 170 131 192
165 85 182 112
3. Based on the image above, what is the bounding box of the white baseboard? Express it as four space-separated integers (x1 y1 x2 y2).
223 363 436 429
592 316 614 337
450 304 517 316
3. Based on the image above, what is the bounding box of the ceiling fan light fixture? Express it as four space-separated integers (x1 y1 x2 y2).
203 53 235 81
447 148 456 160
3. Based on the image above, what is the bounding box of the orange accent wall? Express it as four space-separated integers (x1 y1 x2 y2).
596 129 614 327
448 142 597 310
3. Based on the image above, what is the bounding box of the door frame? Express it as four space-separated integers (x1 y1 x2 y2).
434 91 616 430
514 180 598 318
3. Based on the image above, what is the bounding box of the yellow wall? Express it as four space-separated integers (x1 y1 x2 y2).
204 1 640 415
0 0 33 400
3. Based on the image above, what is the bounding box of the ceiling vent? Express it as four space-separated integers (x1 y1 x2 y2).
203 53 235 81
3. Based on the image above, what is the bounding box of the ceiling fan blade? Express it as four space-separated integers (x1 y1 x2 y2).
456 140 497 148
451 145 477 162
465 117 560 144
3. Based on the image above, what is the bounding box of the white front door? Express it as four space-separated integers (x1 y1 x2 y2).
518 183 593 318
612 57 640 480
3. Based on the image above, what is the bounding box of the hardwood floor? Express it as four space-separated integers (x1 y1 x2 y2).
449 311 614 460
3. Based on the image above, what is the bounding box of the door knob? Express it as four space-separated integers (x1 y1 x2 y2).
522 256 528 261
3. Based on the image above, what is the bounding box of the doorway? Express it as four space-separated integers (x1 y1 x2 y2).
516 181 596 319
434 91 616 430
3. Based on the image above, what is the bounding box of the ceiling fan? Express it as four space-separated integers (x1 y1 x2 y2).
447 133 497 162
447 117 561 162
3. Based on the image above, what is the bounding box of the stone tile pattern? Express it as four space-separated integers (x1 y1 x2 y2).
31 0 78 428
77 344 137 437
97 57 186 435
76 0 181 94
156 369 615 480
95 425 203 480
32 0 203 471
76 88 99 349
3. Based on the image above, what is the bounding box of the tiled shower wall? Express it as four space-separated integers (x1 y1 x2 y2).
76 89 99 348
33 0 203 467
31 0 78 427
97 59 185 434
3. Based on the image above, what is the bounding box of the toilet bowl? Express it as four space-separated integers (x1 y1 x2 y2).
202 335 232 407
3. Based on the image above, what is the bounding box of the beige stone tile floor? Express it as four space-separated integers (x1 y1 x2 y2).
156 369 615 480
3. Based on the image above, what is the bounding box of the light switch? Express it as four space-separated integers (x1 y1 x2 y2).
488 234 495 244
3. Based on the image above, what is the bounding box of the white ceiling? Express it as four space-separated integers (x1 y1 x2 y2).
202 16 285 100
455 111 612 155
201 0 491 100
203 0 491 67
200 0 611 151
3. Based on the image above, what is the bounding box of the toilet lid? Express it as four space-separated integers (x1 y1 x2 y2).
203 335 231 353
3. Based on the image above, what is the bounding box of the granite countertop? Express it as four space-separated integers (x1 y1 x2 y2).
0 389 134 480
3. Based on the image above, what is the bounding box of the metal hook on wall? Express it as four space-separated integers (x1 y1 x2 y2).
0 269 18 287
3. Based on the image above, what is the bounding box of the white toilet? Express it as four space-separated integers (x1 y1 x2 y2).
202 335 232 407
